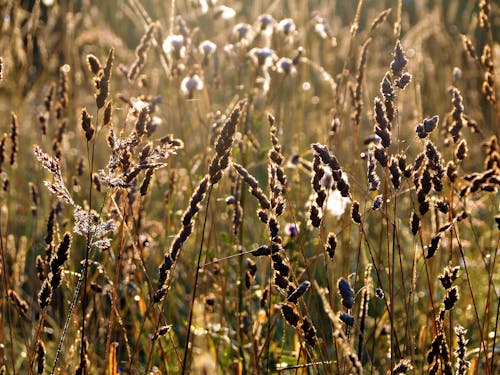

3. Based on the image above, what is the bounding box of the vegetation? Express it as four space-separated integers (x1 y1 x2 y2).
0 0 498 373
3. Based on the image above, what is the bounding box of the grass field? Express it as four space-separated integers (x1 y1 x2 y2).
0 0 498 373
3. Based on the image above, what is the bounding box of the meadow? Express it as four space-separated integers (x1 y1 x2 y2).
0 0 498 373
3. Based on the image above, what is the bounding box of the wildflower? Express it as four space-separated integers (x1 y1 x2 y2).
199 40 217 65
180 74 204 98
284 223 299 237
199 40 217 57
249 48 277 68
276 57 296 76
278 18 296 35
233 23 253 44
162 35 185 59
257 14 275 36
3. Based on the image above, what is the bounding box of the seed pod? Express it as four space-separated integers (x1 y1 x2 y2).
338 278 354 309
287 281 311 303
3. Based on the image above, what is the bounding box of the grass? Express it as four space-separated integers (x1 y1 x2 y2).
0 0 498 374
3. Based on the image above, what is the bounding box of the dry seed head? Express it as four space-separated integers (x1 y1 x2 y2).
390 41 408 78
339 312 355 326
8 289 29 317
287 281 311 303
455 139 468 160
479 0 490 29
86 54 102 75
9 112 18 166
301 316 317 346
281 303 300 327
391 359 414 374
38 279 52 308
444 286 459 310
438 265 460 289
338 278 354 309
35 340 46 375
128 22 156 81
95 48 114 109
351 201 361 224
325 232 337 258
426 234 441 259
454 325 470 374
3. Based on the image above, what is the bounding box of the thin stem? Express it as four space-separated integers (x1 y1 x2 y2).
181 185 213 375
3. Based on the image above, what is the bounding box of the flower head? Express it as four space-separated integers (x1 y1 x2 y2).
249 48 277 68
276 57 296 76
278 18 296 35
181 74 204 98
162 35 186 59
284 223 299 237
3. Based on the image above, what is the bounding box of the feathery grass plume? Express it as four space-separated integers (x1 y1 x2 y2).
389 157 401 189
209 100 245 185
351 201 361 224
357 264 372 359
455 139 468 160
300 316 317 346
232 163 271 210
103 101 112 126
367 149 380 191
480 44 496 104
374 97 391 148
390 41 407 78
267 114 287 215
38 279 52 309
325 232 337 259
8 289 29 318
57 65 69 112
443 286 459 310
9 112 17 166
95 48 114 109
479 0 490 28
244 258 257 289
49 232 71 290
34 145 74 206
35 340 46 375
29 182 39 215
317 283 363 374
281 303 300 328
426 234 441 259
0 133 6 172
454 325 470 375
391 359 414 374
287 281 311 303
448 88 466 143
128 22 156 81
154 176 209 302
380 73 395 122
372 194 383 210
339 312 354 326
86 54 101 75
338 277 355 309
351 38 372 127
81 108 95 141
483 135 499 169
416 115 439 138
35 255 45 280
374 146 387 167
